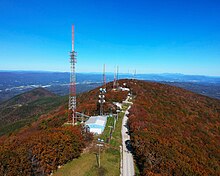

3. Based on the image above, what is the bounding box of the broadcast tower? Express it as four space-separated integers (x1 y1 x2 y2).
68 25 77 125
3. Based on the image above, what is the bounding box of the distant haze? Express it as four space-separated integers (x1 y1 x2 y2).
0 71 220 103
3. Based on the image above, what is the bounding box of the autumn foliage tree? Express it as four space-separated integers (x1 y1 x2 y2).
0 126 90 175
125 80 220 176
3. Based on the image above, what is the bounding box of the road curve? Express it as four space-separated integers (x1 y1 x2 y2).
121 106 135 176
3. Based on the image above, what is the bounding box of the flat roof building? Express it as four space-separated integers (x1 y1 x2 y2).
85 115 108 135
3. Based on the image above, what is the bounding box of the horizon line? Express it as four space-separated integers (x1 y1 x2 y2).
0 70 220 77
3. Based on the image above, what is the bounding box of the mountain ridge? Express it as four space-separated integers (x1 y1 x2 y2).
0 79 219 175
124 80 220 175
0 87 66 136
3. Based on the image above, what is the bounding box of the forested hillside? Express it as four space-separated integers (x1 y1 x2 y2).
0 83 128 175
125 80 220 175
0 96 92 175
0 88 67 136
1 79 218 175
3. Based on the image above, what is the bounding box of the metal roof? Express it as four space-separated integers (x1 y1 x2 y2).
85 115 107 127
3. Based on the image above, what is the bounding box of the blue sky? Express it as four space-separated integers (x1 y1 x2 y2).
0 0 220 76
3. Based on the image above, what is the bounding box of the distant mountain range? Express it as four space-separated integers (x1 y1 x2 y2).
0 71 220 102
136 73 220 83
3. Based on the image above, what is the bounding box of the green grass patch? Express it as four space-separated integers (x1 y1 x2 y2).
54 102 130 176
53 153 96 176
106 148 120 156
100 116 115 142
134 163 141 176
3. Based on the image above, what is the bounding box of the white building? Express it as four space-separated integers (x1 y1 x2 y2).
85 115 108 135
118 86 130 91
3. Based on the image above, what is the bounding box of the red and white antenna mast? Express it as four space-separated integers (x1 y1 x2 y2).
113 66 116 89
116 65 119 89
68 25 77 125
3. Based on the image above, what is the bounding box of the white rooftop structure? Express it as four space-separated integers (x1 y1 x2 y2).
118 87 130 91
113 102 122 109
85 115 108 135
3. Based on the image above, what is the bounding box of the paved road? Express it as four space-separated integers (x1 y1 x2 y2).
121 106 135 176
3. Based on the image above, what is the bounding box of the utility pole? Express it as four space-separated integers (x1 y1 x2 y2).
116 109 120 121
113 116 116 130
96 138 104 168
108 125 113 139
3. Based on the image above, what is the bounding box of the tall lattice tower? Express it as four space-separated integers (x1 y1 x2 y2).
68 25 77 125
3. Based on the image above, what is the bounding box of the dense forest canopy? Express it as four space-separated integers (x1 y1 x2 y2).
124 80 220 175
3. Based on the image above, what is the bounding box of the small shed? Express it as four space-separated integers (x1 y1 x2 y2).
118 86 130 91
85 115 108 134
